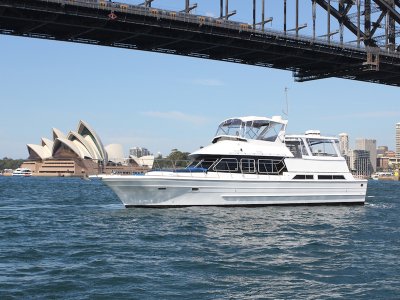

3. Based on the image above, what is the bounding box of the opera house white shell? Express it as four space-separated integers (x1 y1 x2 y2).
21 120 154 177
27 120 118 163
105 144 125 165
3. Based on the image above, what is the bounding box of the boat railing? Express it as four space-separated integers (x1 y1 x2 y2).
151 159 201 173
150 158 286 177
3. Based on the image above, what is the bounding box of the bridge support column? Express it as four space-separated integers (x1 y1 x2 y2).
339 0 344 45
388 0 396 51
296 0 299 36
284 0 287 34
357 0 361 47
365 0 371 44
262 0 265 31
327 0 331 43
253 0 256 28
312 0 316 39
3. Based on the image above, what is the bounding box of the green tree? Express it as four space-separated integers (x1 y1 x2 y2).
0 158 24 171
154 149 190 169
167 149 190 168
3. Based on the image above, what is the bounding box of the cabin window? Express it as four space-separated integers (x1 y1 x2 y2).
188 158 217 170
240 159 256 173
293 175 314 180
215 119 244 137
213 158 238 172
258 159 286 175
258 159 274 173
307 139 339 157
318 175 345 180
244 121 283 142
286 139 308 158
258 123 284 142
199 159 218 170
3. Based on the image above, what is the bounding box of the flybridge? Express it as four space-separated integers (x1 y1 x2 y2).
1 0 400 86
214 116 287 143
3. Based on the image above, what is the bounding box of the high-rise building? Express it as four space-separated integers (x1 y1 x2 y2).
355 138 377 173
129 147 150 158
349 149 373 177
338 133 349 156
396 123 400 158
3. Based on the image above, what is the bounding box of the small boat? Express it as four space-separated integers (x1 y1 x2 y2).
12 168 33 177
99 115 367 207
371 172 396 181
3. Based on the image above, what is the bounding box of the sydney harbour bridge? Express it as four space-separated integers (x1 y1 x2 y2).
0 0 400 86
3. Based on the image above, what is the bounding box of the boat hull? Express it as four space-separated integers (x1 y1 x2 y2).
100 175 367 207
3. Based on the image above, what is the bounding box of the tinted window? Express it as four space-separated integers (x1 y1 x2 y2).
258 159 274 173
214 158 238 172
318 175 345 180
241 159 256 173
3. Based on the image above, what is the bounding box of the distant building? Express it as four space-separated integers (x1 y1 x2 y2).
355 138 377 173
396 123 400 158
349 149 373 177
376 147 398 171
377 157 390 171
130 147 150 158
386 150 396 158
389 157 400 169
377 146 388 157
338 133 349 156
21 120 147 176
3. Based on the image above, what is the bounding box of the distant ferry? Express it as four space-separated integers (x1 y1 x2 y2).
12 168 32 177
99 115 368 207
371 172 398 181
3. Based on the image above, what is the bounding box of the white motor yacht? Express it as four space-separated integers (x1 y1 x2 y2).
99 116 367 207
12 168 32 177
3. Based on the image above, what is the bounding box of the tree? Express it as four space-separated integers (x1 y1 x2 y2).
0 158 24 171
167 150 190 168
154 149 190 169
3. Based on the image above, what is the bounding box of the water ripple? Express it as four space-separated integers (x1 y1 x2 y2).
0 178 399 299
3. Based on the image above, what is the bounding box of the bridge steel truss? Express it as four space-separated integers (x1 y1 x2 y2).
1 0 400 86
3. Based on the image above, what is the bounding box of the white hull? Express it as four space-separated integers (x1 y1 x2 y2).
12 169 32 176
100 174 367 207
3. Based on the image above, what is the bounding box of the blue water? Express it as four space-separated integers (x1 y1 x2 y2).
0 177 399 299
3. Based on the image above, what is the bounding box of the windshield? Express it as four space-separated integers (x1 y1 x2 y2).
307 138 340 157
215 119 284 142
215 119 244 137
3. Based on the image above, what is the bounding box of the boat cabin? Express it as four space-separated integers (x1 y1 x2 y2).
285 131 341 159
212 116 287 143
187 117 342 177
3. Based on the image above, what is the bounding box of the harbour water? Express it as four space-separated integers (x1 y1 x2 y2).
0 177 399 299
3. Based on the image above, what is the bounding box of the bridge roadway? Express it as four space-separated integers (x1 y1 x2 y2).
1 0 400 87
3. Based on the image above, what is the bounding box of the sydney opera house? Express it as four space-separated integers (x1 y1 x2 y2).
20 120 150 177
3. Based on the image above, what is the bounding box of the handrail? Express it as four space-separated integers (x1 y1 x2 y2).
150 157 286 176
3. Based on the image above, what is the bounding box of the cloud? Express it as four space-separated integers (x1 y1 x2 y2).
141 111 208 125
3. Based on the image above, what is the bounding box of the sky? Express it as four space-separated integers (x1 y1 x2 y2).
0 0 399 159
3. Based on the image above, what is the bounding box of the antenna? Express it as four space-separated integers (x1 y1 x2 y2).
282 87 289 116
